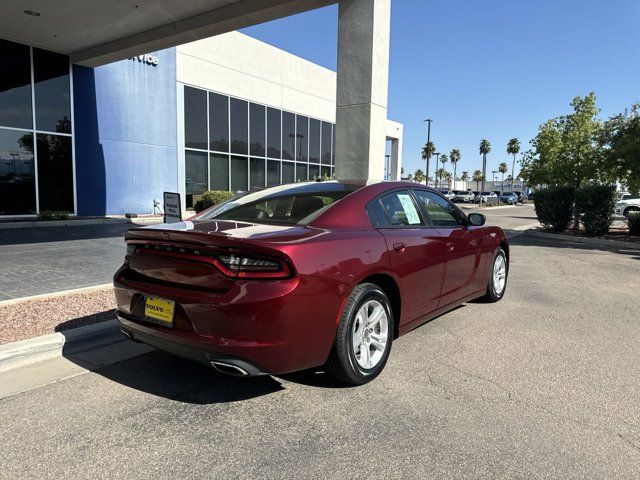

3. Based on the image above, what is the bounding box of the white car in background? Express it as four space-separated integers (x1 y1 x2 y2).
452 190 475 203
438 189 455 200
614 194 640 217
474 191 498 204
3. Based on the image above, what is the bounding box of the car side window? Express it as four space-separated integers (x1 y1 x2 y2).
413 190 466 227
370 190 423 227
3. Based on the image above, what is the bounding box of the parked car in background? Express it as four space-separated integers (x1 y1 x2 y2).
452 190 475 203
438 189 455 200
500 192 518 205
614 195 640 217
616 191 630 202
513 191 527 203
475 191 498 204
114 181 509 385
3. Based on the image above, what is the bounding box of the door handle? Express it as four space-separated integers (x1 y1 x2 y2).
393 242 405 253
446 241 454 251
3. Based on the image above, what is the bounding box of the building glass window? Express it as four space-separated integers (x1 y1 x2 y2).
184 87 207 150
282 112 295 160
0 40 32 130
295 115 308 162
295 162 308 182
266 107 281 159
230 155 248 192
230 98 248 155
33 48 71 134
209 153 229 191
250 158 265 189
250 103 265 157
267 160 280 186
282 162 295 184
331 124 336 165
308 164 320 181
185 150 208 209
321 165 331 180
36 134 73 211
209 93 229 152
321 121 332 165
309 118 320 163
0 129 36 215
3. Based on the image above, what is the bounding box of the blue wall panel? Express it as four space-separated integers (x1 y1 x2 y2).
73 48 177 215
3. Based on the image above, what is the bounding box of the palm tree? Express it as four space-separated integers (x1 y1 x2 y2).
479 139 491 192
449 149 460 190
498 162 508 192
472 169 484 192
461 171 469 190
438 154 448 189
506 138 520 191
413 169 425 184
421 142 436 185
436 168 450 188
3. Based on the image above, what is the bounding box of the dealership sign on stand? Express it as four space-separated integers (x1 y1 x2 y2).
163 192 182 224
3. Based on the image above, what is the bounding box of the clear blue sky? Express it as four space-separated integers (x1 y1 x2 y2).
242 0 640 179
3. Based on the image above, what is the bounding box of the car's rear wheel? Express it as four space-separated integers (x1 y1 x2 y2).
325 283 393 385
478 247 508 303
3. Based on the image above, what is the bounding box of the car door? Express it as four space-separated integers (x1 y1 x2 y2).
367 189 448 326
412 189 484 307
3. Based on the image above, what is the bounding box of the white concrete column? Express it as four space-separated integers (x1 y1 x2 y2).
389 138 401 180
334 0 391 182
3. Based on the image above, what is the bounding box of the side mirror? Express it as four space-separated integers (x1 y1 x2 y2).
467 212 486 226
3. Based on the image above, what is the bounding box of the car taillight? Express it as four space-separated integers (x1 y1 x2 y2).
216 254 291 279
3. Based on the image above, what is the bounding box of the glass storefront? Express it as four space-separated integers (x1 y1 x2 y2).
0 39 74 216
183 85 335 209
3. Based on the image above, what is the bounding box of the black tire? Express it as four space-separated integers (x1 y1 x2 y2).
624 207 640 218
325 283 394 385
478 247 508 303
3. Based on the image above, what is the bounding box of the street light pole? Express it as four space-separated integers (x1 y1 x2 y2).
424 119 432 186
434 152 440 189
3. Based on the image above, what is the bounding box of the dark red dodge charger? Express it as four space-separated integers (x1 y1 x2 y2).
114 181 509 385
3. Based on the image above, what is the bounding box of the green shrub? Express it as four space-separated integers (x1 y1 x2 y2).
628 212 640 235
533 186 575 232
193 190 235 213
38 211 70 221
575 184 616 236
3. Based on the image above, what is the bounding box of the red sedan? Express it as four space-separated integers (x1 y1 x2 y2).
114 181 509 385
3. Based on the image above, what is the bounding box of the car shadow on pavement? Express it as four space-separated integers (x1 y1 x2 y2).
67 346 285 404
511 233 640 261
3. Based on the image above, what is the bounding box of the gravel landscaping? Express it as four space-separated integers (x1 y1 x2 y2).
0 287 116 345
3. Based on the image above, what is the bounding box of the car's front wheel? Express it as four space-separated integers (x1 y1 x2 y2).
325 283 393 385
478 247 508 303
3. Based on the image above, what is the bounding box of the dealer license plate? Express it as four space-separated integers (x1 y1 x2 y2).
144 296 175 327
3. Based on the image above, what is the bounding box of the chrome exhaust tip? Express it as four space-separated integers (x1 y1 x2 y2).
210 361 250 377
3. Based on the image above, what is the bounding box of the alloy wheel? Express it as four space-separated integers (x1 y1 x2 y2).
352 300 389 369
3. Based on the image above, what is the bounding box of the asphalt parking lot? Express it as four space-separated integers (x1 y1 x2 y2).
2 209 640 479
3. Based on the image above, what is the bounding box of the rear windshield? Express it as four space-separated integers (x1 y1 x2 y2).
195 182 361 224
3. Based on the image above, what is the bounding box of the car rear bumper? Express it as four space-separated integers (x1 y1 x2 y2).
113 270 345 375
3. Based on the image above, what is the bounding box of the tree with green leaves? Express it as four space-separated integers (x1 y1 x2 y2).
520 93 607 190
602 103 640 194
479 139 491 192
413 169 426 184
498 162 508 191
421 142 436 185
472 169 484 191
437 168 451 188
450 149 461 190
506 138 521 191
461 171 469 189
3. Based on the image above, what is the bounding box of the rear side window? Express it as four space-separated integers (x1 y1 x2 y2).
368 190 423 227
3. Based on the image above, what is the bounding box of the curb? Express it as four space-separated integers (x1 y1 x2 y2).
0 284 113 308
0 320 125 373
523 229 640 251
